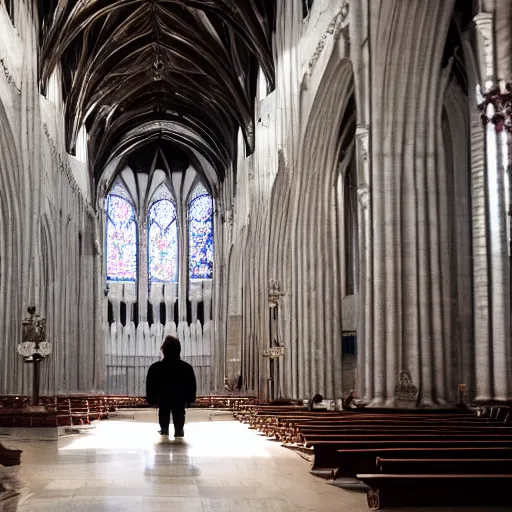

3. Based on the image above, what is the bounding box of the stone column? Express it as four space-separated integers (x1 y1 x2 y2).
479 84 512 400
355 125 372 402
367 0 456 407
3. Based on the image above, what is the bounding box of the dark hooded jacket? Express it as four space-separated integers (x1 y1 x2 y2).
146 338 197 407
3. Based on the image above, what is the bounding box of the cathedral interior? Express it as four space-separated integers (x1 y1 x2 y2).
1 0 512 511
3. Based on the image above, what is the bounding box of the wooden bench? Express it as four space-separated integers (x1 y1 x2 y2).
274 415 500 437
335 446 512 478
277 420 505 443
357 474 512 510
311 440 512 473
238 405 506 444
295 427 511 444
303 432 512 448
377 457 512 474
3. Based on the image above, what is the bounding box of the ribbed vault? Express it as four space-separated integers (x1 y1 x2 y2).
38 0 275 194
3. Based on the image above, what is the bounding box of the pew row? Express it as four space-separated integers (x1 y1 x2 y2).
334 447 512 478
357 474 512 510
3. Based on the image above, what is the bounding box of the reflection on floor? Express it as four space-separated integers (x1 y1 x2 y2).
2 409 366 512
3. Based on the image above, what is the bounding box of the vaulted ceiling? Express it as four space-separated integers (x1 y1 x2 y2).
38 0 275 195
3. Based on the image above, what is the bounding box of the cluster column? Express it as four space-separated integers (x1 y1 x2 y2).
364 0 456 406
478 84 512 400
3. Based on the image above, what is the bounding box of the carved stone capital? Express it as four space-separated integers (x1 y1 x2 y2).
479 83 512 132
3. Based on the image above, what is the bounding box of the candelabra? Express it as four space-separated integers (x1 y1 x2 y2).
268 279 285 308
17 306 51 408
261 345 286 359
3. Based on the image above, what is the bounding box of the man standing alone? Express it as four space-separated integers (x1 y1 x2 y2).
146 336 197 439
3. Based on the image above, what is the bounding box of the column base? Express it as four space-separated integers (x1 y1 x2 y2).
366 397 386 408
366 397 397 408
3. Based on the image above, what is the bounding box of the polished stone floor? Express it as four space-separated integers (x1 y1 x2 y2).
2 409 367 512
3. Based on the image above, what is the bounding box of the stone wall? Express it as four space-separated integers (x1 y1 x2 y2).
219 0 512 404
219 1 352 400
1 1 510 405
0 3 104 395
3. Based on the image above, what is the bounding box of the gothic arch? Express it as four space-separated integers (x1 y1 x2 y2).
147 195 179 284
105 193 138 282
268 47 356 399
38 213 57 394
188 181 214 281
0 95 23 393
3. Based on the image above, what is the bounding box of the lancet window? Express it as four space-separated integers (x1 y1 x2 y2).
106 195 137 282
148 198 178 283
105 179 214 285
189 183 214 280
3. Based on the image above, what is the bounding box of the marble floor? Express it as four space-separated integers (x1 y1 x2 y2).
1 409 367 512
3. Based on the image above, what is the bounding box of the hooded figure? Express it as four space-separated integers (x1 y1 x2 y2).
146 336 197 438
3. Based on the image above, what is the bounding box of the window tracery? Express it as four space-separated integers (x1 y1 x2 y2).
105 179 215 286
148 199 178 283
106 195 137 281
189 183 214 280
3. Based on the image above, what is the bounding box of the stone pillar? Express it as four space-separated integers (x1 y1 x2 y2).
478 84 512 400
366 0 456 407
355 125 371 402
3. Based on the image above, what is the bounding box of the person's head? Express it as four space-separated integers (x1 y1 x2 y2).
161 336 181 360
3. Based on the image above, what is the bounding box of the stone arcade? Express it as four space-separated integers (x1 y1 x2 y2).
0 0 512 509
1 0 509 407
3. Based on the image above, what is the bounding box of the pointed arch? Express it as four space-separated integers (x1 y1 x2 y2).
106 194 137 281
188 182 214 280
148 186 178 283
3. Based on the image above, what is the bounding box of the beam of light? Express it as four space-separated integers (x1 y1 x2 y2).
58 419 271 459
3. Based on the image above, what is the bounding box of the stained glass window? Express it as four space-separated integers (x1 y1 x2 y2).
189 183 214 279
148 199 178 283
106 195 137 281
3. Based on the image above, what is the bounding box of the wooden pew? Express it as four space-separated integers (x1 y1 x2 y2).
243 406 504 442
311 440 512 473
273 415 499 436
276 419 505 443
302 433 512 448
377 457 512 474
296 427 511 443
357 474 512 510
336 447 512 478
